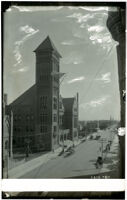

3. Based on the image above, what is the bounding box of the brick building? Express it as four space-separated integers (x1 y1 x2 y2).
6 36 79 154
63 94 79 141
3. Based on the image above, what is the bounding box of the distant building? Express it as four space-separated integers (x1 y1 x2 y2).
63 94 79 141
6 36 79 154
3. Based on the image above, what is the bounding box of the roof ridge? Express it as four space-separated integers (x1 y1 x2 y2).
9 84 36 106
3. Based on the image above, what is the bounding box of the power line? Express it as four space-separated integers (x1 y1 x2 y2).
79 45 115 104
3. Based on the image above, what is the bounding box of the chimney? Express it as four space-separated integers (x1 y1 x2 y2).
76 93 79 106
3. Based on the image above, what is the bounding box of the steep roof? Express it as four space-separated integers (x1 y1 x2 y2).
62 98 75 112
34 36 62 58
9 84 36 107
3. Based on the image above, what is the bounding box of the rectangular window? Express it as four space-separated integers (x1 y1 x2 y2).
54 60 59 71
53 97 57 109
40 114 48 124
53 61 58 72
40 74 49 81
54 126 57 132
40 125 47 133
59 101 62 109
59 115 63 125
53 114 57 122
53 87 58 96
40 96 47 108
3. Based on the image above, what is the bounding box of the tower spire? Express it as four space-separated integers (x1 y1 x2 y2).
34 36 62 58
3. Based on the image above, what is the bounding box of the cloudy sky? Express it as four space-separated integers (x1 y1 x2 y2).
4 5 120 120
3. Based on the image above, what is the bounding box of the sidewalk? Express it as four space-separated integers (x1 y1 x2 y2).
8 139 81 178
100 133 120 176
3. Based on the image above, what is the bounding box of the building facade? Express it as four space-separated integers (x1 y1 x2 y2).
34 36 62 151
63 94 79 141
6 36 79 154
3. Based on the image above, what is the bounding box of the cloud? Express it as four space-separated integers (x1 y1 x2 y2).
68 76 85 84
18 67 29 72
7 6 113 13
51 18 67 22
67 11 111 53
61 40 75 46
13 25 39 67
88 25 105 33
67 10 112 52
67 11 107 25
67 6 108 11
9 6 63 12
63 51 83 65
80 6 109 11
89 30 117 52
18 25 39 43
89 32 111 43
68 7 80 10
67 13 94 24
20 25 37 34
96 72 111 83
12 66 29 73
80 96 109 109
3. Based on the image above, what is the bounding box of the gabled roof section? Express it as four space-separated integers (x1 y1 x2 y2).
62 97 75 112
34 36 62 58
9 84 36 107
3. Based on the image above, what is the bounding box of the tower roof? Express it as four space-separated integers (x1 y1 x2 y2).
62 98 75 112
34 36 62 58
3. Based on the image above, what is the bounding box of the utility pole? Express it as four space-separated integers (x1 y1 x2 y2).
10 111 13 158
6 111 13 158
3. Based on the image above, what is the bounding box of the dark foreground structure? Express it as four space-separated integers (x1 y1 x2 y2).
107 5 126 178
2 191 125 199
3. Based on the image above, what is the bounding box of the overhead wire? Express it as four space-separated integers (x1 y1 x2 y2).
79 44 115 105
